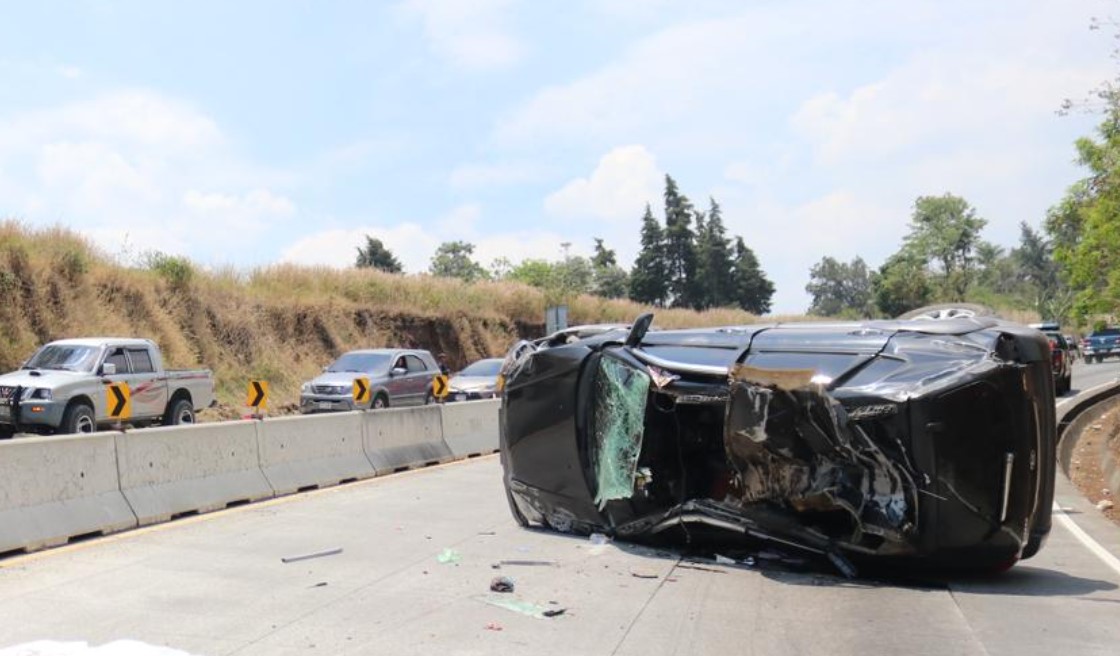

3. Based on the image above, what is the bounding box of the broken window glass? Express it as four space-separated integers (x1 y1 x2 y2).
592 357 651 509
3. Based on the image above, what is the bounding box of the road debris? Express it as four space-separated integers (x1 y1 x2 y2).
484 622 503 631
1098 499 1115 511
490 576 515 593
497 560 556 567
629 568 659 579
281 547 343 564
436 548 462 564
714 554 735 565
475 594 567 619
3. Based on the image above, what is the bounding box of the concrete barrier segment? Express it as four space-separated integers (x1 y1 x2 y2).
362 405 452 473
114 420 274 525
439 399 500 458
256 411 375 495
0 433 137 554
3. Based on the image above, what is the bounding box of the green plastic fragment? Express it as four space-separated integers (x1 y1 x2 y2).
592 357 651 509
436 548 462 564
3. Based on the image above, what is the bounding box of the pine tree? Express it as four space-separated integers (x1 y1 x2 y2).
355 235 403 273
629 204 668 306
695 198 735 309
732 236 774 315
662 175 698 308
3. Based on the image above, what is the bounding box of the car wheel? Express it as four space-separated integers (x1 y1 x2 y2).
372 394 388 410
163 398 195 426
61 402 96 435
0 425 13 440
896 303 997 321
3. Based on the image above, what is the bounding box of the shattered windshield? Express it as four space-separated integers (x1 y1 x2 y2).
592 357 651 509
24 345 99 372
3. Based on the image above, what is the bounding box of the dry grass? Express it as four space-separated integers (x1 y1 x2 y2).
0 222 778 413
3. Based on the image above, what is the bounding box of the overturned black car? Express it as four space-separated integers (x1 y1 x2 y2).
498 313 1056 574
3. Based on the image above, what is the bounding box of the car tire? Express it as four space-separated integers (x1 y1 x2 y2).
1063 373 1072 395
372 394 389 410
0 425 13 440
896 303 997 321
163 398 195 426
61 402 96 435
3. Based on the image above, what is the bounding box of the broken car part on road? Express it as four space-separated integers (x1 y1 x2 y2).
498 312 1057 575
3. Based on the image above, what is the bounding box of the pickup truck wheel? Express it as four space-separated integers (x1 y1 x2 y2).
164 398 195 426
61 403 96 435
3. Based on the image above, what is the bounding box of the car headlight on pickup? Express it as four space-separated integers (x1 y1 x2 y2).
300 382 312 394
20 388 51 401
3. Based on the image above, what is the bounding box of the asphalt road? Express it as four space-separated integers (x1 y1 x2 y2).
2 412 1120 656
1067 357 1120 397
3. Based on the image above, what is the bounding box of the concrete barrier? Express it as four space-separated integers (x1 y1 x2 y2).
362 405 452 472
257 412 375 494
0 434 136 554
440 399 500 458
115 421 274 525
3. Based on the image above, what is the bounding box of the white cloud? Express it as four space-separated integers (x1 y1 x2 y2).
544 145 661 221
279 204 574 274
398 0 525 71
0 90 293 264
449 161 542 189
791 55 1105 166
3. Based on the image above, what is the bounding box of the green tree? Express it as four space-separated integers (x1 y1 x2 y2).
804 256 875 318
695 198 736 308
663 175 699 308
590 238 629 299
428 241 489 282
874 251 932 317
629 204 669 306
731 237 774 315
1047 105 1120 320
508 259 554 288
553 255 594 296
355 236 402 273
902 194 987 300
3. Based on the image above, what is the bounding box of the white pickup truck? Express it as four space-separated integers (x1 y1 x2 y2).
0 338 215 437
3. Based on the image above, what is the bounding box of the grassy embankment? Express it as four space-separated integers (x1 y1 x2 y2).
0 222 789 418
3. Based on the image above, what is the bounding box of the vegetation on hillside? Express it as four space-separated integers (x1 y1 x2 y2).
0 222 785 415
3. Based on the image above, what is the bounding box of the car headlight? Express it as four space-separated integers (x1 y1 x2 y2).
300 382 312 394
20 388 51 401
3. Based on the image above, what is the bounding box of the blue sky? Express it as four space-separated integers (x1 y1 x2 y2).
0 1 1111 313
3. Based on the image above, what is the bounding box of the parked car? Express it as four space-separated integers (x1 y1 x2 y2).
299 349 438 413
1083 327 1120 363
447 358 503 402
499 311 1056 575
0 338 215 437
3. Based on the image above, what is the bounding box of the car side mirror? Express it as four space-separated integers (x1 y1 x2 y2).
391 367 407 377
101 363 117 376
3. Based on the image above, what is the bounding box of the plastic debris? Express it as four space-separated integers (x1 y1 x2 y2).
281 547 343 564
1097 499 1114 511
474 594 567 619
588 533 610 546
490 576 515 593
437 548 462 564
714 554 736 565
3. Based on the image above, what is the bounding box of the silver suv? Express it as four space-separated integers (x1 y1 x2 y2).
299 349 439 413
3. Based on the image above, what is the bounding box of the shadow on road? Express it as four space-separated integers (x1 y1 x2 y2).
946 565 1119 599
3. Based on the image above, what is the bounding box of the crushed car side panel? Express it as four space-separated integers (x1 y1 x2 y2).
499 318 1056 570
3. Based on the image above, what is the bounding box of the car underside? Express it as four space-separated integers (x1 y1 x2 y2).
498 314 1056 576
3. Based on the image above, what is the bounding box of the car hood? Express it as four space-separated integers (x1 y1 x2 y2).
0 369 86 389
450 374 497 392
309 371 386 386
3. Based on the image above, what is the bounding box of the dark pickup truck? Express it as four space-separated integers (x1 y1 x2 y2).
1083 327 1120 364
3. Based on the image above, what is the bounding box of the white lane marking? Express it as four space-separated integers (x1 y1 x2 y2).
1052 502 1120 578
1051 377 1120 577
